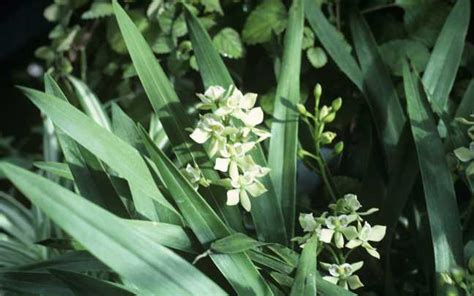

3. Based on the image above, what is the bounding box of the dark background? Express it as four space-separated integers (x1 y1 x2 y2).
0 0 51 146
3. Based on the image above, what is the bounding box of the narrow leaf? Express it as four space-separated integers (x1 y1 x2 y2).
211 233 267 254
305 0 363 89
20 87 181 224
349 9 406 171
50 269 134 296
403 62 463 272
0 163 225 295
290 235 317 296
422 0 470 113
68 75 112 131
268 0 304 238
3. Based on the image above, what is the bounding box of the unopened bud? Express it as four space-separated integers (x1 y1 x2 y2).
334 141 344 154
332 97 342 111
450 267 464 283
297 103 310 116
314 83 322 100
319 106 330 121
323 112 336 123
320 132 336 144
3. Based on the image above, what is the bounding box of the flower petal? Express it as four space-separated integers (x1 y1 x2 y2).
322 276 339 285
190 128 210 144
226 189 240 206
242 107 264 127
214 158 230 172
246 181 267 197
240 92 257 109
368 225 386 242
347 275 364 290
319 229 334 243
240 190 252 212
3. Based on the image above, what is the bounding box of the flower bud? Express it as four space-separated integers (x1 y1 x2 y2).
334 141 344 154
314 83 322 100
323 112 336 123
319 106 330 121
468 256 474 273
331 97 342 111
320 131 336 144
297 103 310 117
450 267 464 283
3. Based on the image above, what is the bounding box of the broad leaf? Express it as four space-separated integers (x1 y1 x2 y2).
290 235 317 296
242 0 287 45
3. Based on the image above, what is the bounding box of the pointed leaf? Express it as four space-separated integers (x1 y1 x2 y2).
403 62 463 273
268 0 304 239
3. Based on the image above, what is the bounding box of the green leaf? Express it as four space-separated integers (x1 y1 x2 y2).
306 46 327 69
20 87 181 224
290 235 317 296
379 39 430 76
44 76 132 219
213 28 244 59
81 3 114 19
184 7 233 88
242 0 287 45
113 0 243 231
0 163 225 295
139 128 273 295
211 233 267 253
349 9 406 172
49 269 134 296
68 76 112 131
0 271 72 295
456 79 474 118
421 0 470 113
403 61 463 273
305 0 362 90
127 220 199 253
268 0 304 239
185 5 288 244
200 0 223 14
34 161 73 180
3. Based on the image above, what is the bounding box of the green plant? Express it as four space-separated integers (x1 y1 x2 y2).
1 0 474 294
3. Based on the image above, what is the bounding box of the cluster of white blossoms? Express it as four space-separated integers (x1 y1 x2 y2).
294 194 386 290
186 86 271 212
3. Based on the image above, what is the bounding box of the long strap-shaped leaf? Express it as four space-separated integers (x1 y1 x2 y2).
49 269 135 296
140 128 273 296
68 75 112 131
0 163 225 295
290 235 317 296
403 62 463 273
112 0 243 232
305 0 363 90
349 10 406 172
267 0 304 239
422 0 470 113
45 75 131 219
20 87 182 225
184 6 287 244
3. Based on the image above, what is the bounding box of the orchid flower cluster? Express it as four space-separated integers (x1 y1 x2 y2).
440 264 474 295
293 194 386 290
185 86 271 212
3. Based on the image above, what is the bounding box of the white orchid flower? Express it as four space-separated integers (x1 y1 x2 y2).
226 171 267 212
214 142 256 175
329 194 378 219
181 163 210 190
196 86 226 110
215 88 258 119
320 214 358 248
346 222 386 259
321 262 364 290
